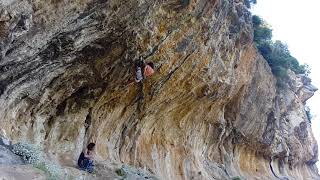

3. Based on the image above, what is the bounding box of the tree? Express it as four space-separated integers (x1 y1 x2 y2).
254 27 272 42
252 15 309 87
252 15 262 28
244 0 257 8
257 42 272 61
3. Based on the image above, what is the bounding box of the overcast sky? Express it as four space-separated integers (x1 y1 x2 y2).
252 0 320 168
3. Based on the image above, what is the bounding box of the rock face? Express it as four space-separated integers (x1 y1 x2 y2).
0 145 23 165
0 0 319 179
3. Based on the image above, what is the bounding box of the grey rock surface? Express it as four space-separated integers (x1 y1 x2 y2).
0 145 23 165
0 165 46 180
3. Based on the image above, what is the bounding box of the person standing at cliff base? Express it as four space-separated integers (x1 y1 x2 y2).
77 143 95 173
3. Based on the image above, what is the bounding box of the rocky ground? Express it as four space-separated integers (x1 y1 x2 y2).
0 136 158 179
0 165 46 180
0 137 45 179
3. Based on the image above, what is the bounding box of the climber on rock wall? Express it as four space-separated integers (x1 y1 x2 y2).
126 57 155 85
144 62 155 78
135 60 155 82
135 59 144 83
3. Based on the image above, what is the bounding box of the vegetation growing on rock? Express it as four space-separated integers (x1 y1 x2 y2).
12 142 63 179
244 0 257 8
12 143 41 164
252 15 310 86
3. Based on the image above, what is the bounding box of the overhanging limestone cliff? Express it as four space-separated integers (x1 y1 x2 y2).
0 0 319 179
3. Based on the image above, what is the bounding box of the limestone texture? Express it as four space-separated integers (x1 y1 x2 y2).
0 0 319 179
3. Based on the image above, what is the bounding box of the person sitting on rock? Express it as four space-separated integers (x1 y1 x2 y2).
78 143 95 173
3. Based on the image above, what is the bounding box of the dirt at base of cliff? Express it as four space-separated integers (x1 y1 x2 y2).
0 137 157 180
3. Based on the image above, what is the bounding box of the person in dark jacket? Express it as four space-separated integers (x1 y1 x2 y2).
78 143 95 173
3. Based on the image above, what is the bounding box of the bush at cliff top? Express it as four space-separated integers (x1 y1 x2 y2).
244 0 257 8
252 15 309 85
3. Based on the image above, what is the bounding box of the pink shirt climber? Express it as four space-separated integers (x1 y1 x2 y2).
144 64 154 77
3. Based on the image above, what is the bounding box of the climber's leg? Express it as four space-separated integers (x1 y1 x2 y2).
135 66 143 83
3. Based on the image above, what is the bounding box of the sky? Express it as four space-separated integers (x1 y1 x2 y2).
252 0 320 168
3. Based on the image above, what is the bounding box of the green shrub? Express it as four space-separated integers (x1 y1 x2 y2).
254 26 272 42
11 142 63 179
257 41 272 60
244 0 257 8
115 168 126 177
11 143 41 164
232 177 242 180
252 15 309 87
252 15 262 27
